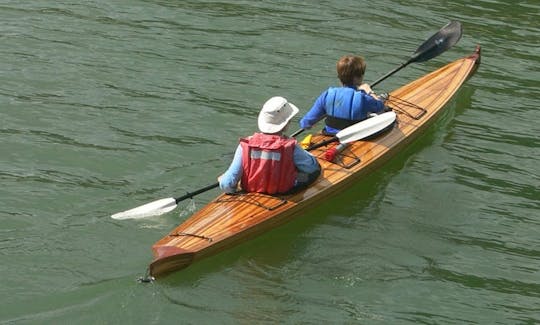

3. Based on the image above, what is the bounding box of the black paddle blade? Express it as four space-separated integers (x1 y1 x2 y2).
409 21 463 63
370 21 462 87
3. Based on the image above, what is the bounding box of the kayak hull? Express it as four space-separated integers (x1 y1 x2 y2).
149 46 481 278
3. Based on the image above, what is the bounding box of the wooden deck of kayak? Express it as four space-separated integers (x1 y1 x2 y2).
149 46 481 278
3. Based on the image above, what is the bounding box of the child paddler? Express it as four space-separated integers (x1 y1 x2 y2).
300 55 386 135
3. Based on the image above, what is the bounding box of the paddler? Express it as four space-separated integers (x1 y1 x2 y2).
218 96 321 195
299 55 387 135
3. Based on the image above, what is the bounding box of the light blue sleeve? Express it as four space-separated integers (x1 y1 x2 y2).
219 144 243 193
293 144 320 174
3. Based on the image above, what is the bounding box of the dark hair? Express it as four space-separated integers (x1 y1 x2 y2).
336 55 366 86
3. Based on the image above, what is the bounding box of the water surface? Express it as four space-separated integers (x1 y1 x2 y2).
1 0 539 323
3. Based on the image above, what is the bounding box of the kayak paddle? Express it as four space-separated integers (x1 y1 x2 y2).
291 20 462 137
110 111 396 220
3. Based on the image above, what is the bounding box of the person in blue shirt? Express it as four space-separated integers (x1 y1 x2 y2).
219 96 321 194
300 55 386 135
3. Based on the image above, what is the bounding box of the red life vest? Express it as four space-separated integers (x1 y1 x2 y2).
240 133 297 194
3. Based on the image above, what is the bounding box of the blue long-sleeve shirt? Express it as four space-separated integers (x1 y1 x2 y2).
219 143 320 193
300 86 384 134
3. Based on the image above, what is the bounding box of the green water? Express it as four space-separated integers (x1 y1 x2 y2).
1 1 539 324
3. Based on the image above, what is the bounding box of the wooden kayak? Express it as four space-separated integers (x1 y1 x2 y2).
149 46 481 278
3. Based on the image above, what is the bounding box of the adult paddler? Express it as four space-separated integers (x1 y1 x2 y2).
219 96 321 195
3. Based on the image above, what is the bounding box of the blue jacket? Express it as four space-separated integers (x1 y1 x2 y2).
300 86 385 134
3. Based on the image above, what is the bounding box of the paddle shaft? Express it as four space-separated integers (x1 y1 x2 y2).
290 128 306 138
306 136 337 151
371 62 409 88
372 21 462 87
290 114 327 138
175 182 219 203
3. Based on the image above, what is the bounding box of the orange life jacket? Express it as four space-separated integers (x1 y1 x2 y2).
240 133 297 194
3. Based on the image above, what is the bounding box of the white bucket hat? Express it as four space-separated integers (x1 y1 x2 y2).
257 96 299 134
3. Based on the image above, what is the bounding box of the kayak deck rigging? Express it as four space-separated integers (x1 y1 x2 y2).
214 192 289 211
388 95 428 120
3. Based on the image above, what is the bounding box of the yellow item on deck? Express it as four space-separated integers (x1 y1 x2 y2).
300 134 312 149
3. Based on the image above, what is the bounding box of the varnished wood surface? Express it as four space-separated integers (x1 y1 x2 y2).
149 46 481 278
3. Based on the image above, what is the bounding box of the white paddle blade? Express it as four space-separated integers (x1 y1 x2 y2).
336 111 397 143
111 197 177 220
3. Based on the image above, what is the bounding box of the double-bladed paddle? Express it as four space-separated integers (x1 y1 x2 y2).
290 20 463 138
110 111 397 220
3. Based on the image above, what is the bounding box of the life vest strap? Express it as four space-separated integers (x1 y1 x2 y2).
325 116 362 130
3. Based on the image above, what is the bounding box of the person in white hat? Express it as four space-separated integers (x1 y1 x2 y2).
219 97 321 195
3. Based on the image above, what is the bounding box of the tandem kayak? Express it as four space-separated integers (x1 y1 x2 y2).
147 46 481 279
